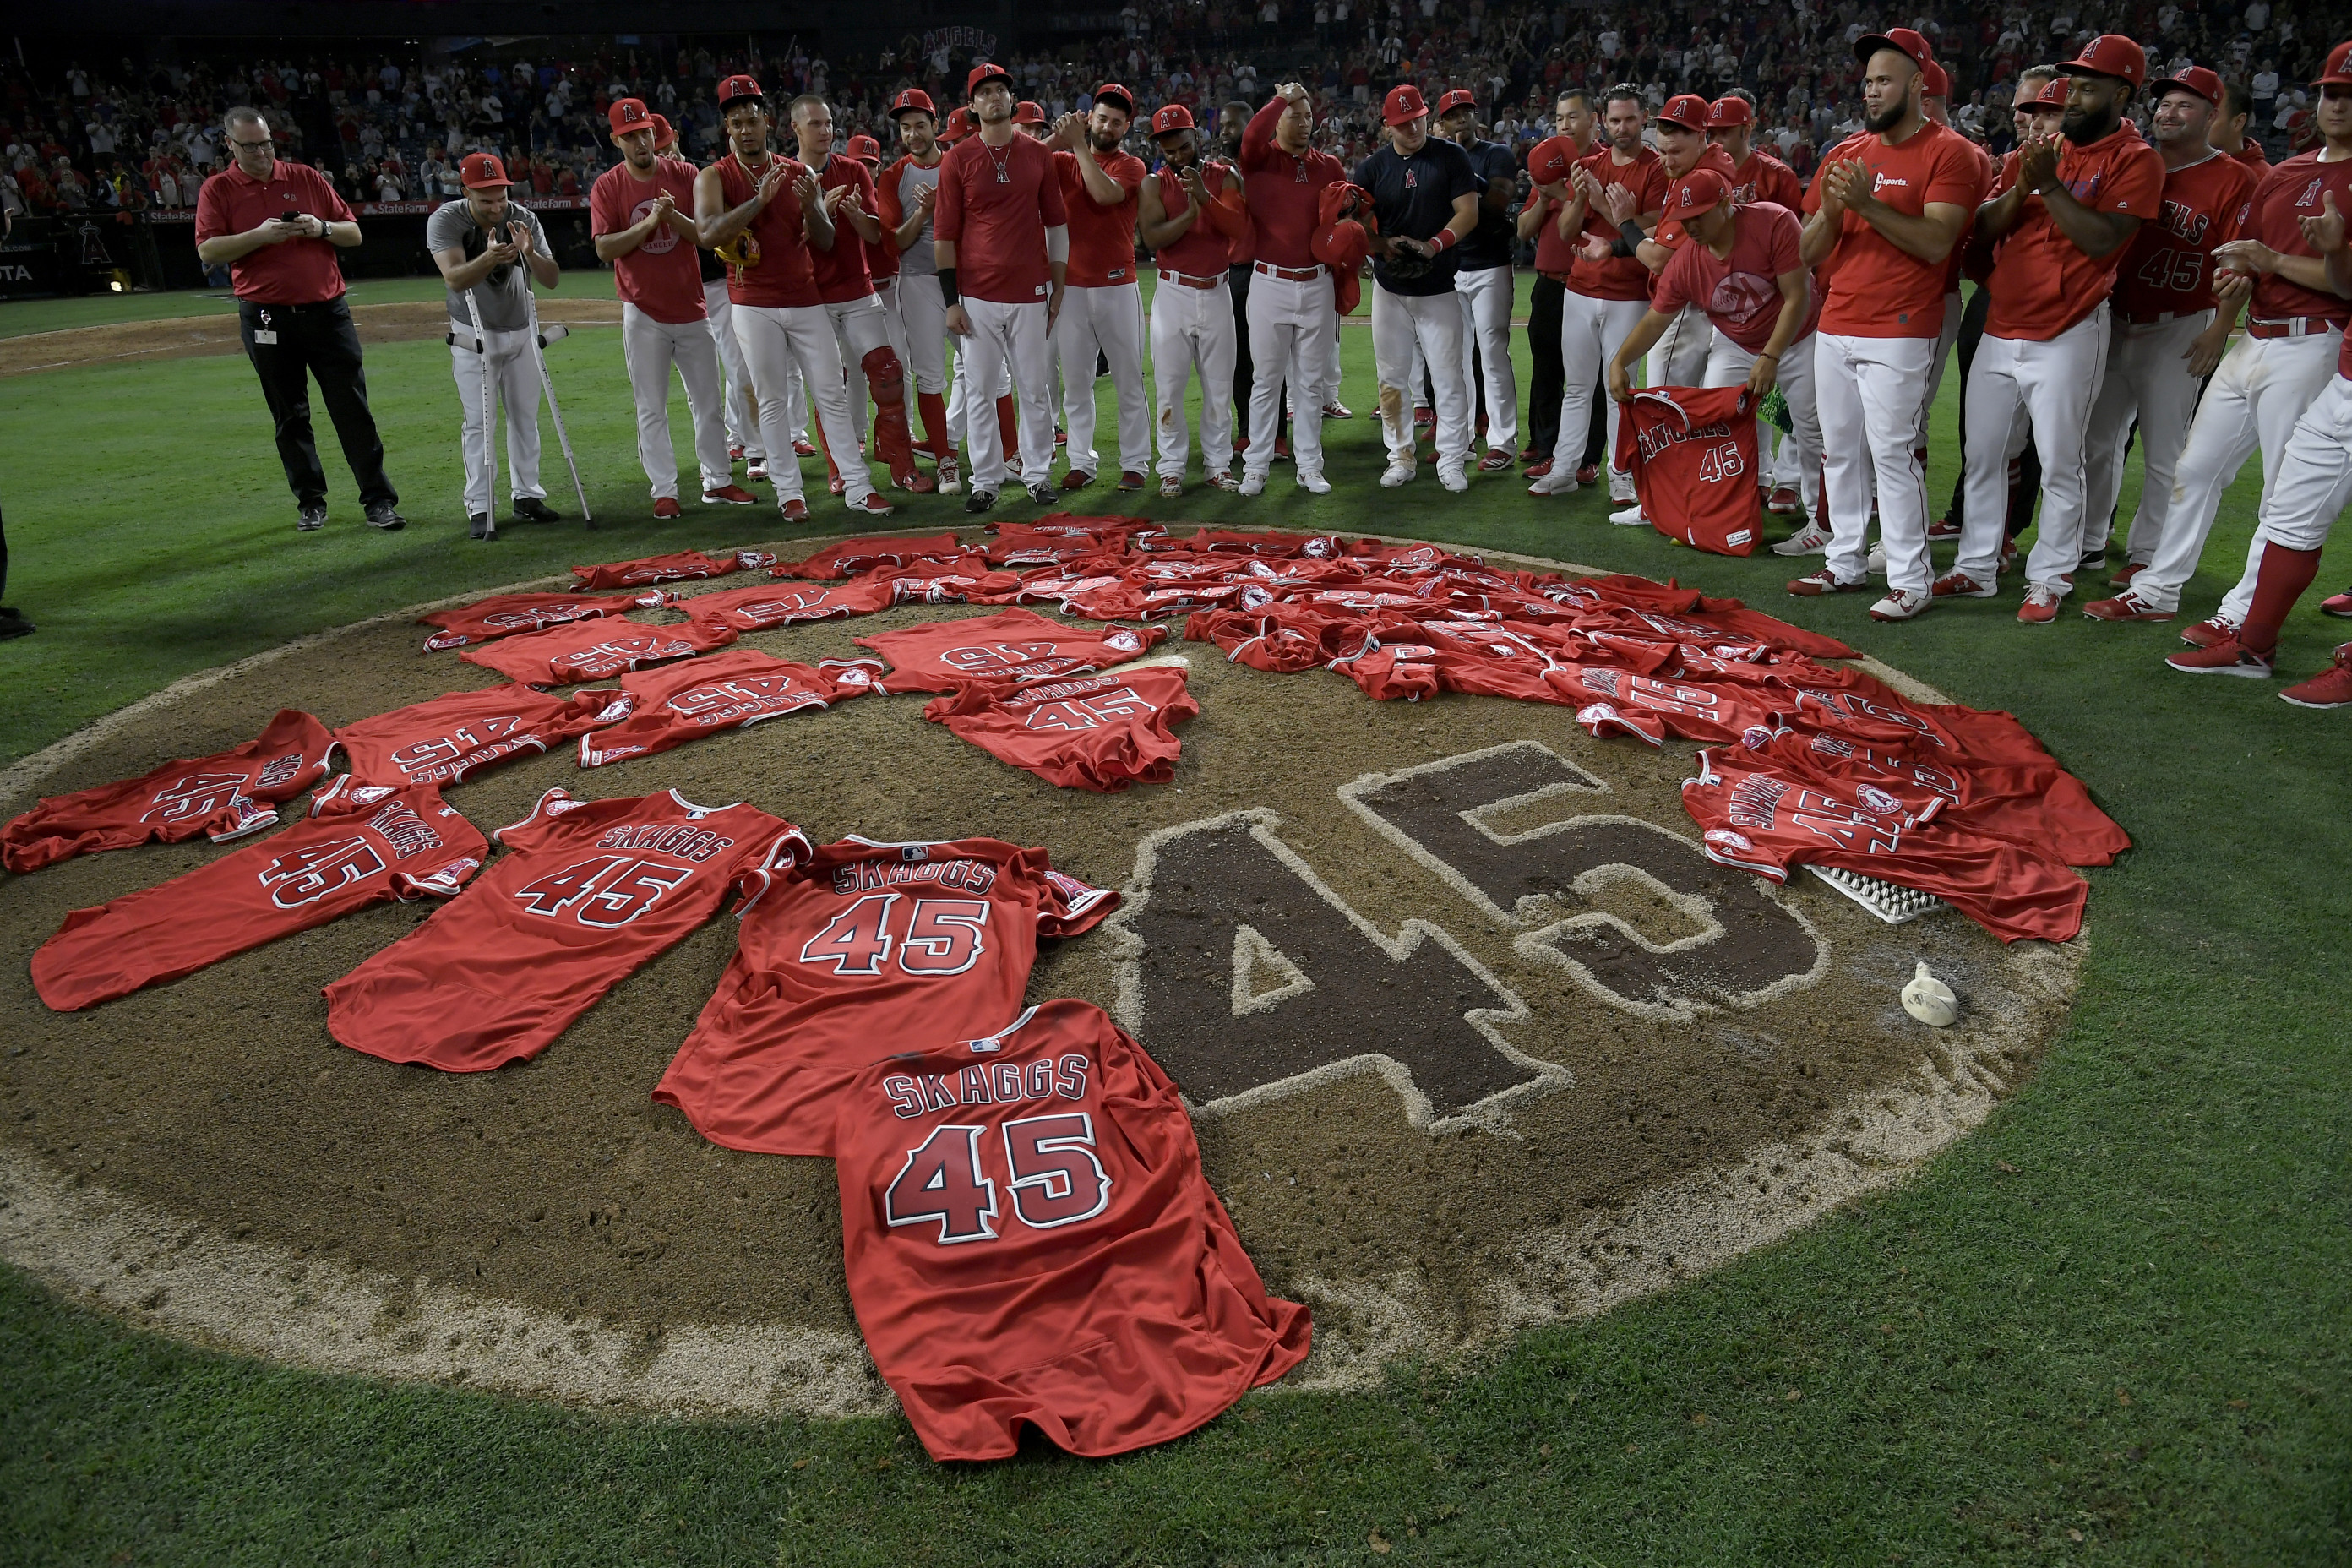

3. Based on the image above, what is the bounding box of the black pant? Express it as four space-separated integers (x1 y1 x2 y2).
238 296 397 509
1945 286 2039 539
1527 274 1564 454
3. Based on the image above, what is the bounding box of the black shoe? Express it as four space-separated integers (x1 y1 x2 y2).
1026 480 1055 506
0 607 32 640
964 487 998 514
297 501 328 531
511 496 560 524
2078 549 2108 574
364 499 406 531
469 512 496 541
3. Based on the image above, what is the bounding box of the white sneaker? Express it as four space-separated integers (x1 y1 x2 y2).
1869 587 1931 622
1770 524 1831 556
1298 471 1331 495
1608 468 1636 504
1609 502 1648 526
1239 471 1268 497
1866 541 1887 576
1527 470 1579 497
1380 460 1416 488
1438 466 1469 493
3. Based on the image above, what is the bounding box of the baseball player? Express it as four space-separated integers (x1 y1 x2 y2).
1945 36 2164 625
1017 100 1070 446
1238 84 1343 495
845 131 912 466
1435 89 1522 474
1797 29 1985 621
1707 91 1807 514
2220 82 2272 174
935 63 1070 513
591 99 752 519
935 103 1023 481
1519 94 1603 483
658 115 766 482
1357 84 1483 492
876 90 961 491
694 74 894 523
1139 104 1248 496
1529 84 1663 501
2116 44 2352 637
2074 67 2257 609
1050 85 1152 493
428 153 561 541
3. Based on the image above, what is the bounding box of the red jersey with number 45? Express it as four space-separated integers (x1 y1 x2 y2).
3 709 334 874
325 788 807 1072
678 578 899 631
2110 150 2257 318
459 616 738 687
332 685 625 787
575 650 881 768
1680 749 2086 943
31 776 485 1011
923 665 1200 792
858 607 1163 694
656 834 1118 1157
838 999 1310 1461
571 548 775 590
1616 388 1762 557
419 589 672 651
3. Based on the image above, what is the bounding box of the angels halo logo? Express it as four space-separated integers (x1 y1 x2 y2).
0 539 2081 1418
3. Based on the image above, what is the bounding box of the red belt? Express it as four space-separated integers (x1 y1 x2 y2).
1254 260 1325 281
1157 268 1223 291
2248 315 2343 340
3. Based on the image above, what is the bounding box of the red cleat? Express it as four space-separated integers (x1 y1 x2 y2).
1787 569 1869 596
2081 592 2175 623
852 493 897 517
1116 470 1147 491
828 474 847 497
2016 585 2062 624
780 497 810 523
1932 571 1998 599
1523 458 1554 479
2165 635 2273 677
2280 643 2352 708
1926 514 1961 539
701 484 757 506
1274 436 1293 463
727 444 745 462
2180 613 2240 648
890 467 938 495
2110 561 2147 588
1062 468 1094 490
2320 587 2352 618
652 497 683 520
792 438 817 458
1576 463 1599 486
1767 485 1801 514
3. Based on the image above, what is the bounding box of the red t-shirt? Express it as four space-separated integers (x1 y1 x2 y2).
1614 387 1765 556
1054 147 1146 286
856 607 1164 694
1652 203 1815 353
1567 145 1667 302
457 615 738 687
1239 95 1344 269
575 649 882 769
1728 150 1802 210
417 589 670 651
2110 150 2259 318
712 151 820 308
836 999 1310 1461
808 153 880 303
1984 125 2165 339
934 131 1068 304
326 788 805 1072
193 158 354 304
2 709 333 874
31 776 486 1012
571 547 774 589
1529 191 1581 276
1804 120 1988 338
2232 139 2271 176
2243 150 2352 329
331 685 624 787
655 836 1119 1158
1151 161 1247 276
589 159 706 324
923 665 1200 792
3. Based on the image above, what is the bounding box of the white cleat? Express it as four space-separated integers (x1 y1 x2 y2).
1298 471 1331 495
1380 460 1416 488
1438 466 1469 493
1770 524 1831 556
1866 541 1888 576
1527 470 1579 497
1609 502 1648 526
1238 471 1268 497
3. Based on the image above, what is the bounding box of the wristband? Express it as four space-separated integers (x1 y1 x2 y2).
1429 226 1456 254
938 267 959 308
1617 219 1647 252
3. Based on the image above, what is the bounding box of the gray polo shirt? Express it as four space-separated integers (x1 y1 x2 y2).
427 197 549 333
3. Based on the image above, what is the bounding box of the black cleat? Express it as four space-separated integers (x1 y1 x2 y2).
964 487 999 514
0 607 33 640
469 512 496 541
363 499 406 531
297 501 328 531
511 496 560 524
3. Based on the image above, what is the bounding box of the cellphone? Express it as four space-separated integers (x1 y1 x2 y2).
280 209 301 222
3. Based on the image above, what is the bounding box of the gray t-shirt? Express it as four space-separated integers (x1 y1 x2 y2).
886 157 940 278
427 198 548 333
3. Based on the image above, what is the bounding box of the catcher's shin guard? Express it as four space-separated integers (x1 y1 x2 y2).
863 346 934 493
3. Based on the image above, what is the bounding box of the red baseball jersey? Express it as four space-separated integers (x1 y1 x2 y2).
575 649 882 769
326 787 807 1072
1054 147 1146 287
923 665 1199 792
1567 146 1668 301
1984 125 2165 339
418 589 671 651
655 835 1118 1157
782 532 968 579
31 776 485 1011
1616 388 1764 556
1239 95 1345 269
934 132 1068 305
679 578 898 631
1680 749 2087 943
2243 150 2352 328
572 548 773 590
1150 159 1247 276
3 709 334 874
1805 121 1987 338
808 153 880 302
589 159 707 324
2232 139 2270 176
713 151 821 308
457 616 738 688
836 999 1311 1461
332 685 624 787
1727 150 1802 210
854 557 1025 606
1649 202 1817 354
857 607 1164 694
2110 149 2257 318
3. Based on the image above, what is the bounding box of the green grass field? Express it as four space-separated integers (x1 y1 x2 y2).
2 277 2348 1565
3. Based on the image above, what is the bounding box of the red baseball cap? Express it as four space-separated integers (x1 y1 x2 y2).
2028 78 2074 110
847 133 881 163
1854 27 1935 71
1668 169 1730 213
1093 82 1136 116
2149 65 2224 106
608 97 653 134
1151 103 1196 136
966 63 1013 99
651 114 675 152
1527 133 1576 186
1436 87 1477 116
716 74 765 112
459 152 509 189
1920 60 1952 99
2314 41 2352 86
1015 100 1048 125
1383 84 1429 126
1705 96 1754 128
1313 216 1369 272
2060 35 2147 88
945 106 978 142
890 87 936 119
1658 93 1711 131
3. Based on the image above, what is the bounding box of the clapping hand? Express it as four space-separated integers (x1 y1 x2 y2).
2300 189 2346 254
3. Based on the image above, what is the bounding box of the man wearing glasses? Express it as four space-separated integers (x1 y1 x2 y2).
194 106 404 533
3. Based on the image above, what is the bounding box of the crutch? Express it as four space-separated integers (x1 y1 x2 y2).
461 290 498 540
525 286 593 528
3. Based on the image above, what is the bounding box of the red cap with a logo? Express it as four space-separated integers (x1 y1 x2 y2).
2061 35 2148 87
2029 77 2074 110
460 152 509 189
716 74 765 112
1854 27 1935 71
1527 133 1576 186
652 114 675 151
608 97 652 134
1920 61 1952 99
847 133 881 163
1015 100 1048 125
1658 93 1711 131
890 87 937 119
1384 84 1429 126
1669 169 1730 213
1093 82 1135 116
2314 40 2352 86
1705 96 1754 128
1436 87 1476 116
1152 103 1196 136
945 106 978 142
966 63 1013 98
2149 64 2224 105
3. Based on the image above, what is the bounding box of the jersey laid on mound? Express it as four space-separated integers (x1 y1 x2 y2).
574 650 882 768
331 685 626 787
656 835 1116 1157
2 710 334 874
837 998 1311 1460
458 617 738 687
325 788 806 1072
417 590 671 651
857 607 1162 694
1616 387 1763 557
30 776 484 1011
678 579 900 631
570 548 775 590
781 532 967 580
923 665 1199 792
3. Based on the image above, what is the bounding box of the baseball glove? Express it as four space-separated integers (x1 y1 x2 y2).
715 231 761 270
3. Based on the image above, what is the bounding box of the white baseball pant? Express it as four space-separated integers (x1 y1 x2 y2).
2133 325 2343 615
1814 332 1938 595
1456 261 1518 455
1918 289 1964 452
2081 310 2210 567
1244 268 1332 481
896 272 950 395
2247 371 2352 552
1552 291 1647 490
959 295 1054 492
1058 280 1151 479
622 303 731 501
704 278 761 460
1704 329 1821 517
1647 302 1712 389
1373 282 1471 474
732 302 873 507
449 327 543 517
1952 312 2113 594
1150 271 1237 481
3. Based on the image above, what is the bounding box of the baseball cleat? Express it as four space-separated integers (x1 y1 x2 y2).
853 493 897 517
827 474 847 497
1771 525 1831 556
2166 636 2274 677
1787 569 1869 596
1766 485 1800 514
963 487 998 514
1931 571 1999 599
1607 475 1636 504
467 512 495 542
2180 613 2240 648
1054 428 1068 446
1159 476 1184 498
1869 587 1931 622
1206 472 1240 493
1273 436 1293 464
2279 644 2352 708
746 458 769 482
1527 470 1579 497
512 498 560 525
1609 503 1648 526
297 501 328 532
1478 449 1514 473
2110 561 2148 589
1523 458 1554 479
1117 470 1147 492
1517 443 1541 461
2320 588 2352 618
1576 463 1601 487
2082 592 2174 623
1997 537 2019 575
1324 400 1353 419
1926 514 1961 539
1061 468 1094 491
1298 472 1332 495
702 484 757 506
780 498 810 523
1439 466 1470 493
935 455 961 493
2017 585 2063 624
891 468 938 495
653 497 683 520
1865 542 1887 576
1239 471 1268 497
792 438 817 458
1380 460 1415 488
1413 405 1434 429
363 500 406 531
1026 480 1056 507
728 444 745 462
